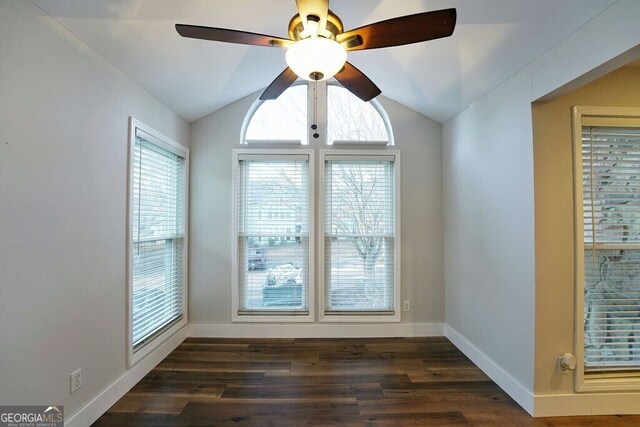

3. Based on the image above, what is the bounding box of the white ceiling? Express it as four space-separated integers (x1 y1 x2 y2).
33 0 616 123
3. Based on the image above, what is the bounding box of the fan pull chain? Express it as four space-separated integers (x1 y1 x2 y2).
311 80 319 139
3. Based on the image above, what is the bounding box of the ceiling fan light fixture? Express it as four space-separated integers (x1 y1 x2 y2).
285 37 346 81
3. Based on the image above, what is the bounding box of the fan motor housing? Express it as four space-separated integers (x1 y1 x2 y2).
288 10 343 41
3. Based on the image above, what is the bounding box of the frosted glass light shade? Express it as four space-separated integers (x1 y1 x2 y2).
286 37 347 81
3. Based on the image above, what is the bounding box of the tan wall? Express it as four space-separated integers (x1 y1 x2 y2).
533 66 640 394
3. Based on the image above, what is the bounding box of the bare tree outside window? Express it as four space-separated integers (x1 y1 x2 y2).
245 85 307 144
327 85 388 144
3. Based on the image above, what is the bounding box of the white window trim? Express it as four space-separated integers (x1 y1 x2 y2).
231 148 315 322
126 117 189 367
572 106 640 392
319 149 401 323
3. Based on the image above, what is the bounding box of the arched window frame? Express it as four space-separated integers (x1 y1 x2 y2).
240 81 394 146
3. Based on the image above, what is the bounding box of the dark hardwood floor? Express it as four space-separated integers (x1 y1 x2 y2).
93 337 640 426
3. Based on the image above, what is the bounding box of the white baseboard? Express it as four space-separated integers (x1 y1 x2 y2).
534 391 640 417
65 325 188 427
444 325 535 415
189 322 444 338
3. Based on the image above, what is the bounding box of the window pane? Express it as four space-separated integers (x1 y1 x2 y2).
327 85 389 145
245 85 308 144
131 130 185 348
324 159 395 312
239 237 308 309
584 249 640 369
237 158 310 312
582 125 640 370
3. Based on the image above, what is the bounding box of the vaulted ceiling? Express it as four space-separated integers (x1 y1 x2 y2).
33 0 616 123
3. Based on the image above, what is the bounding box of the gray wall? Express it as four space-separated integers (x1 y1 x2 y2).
189 93 444 327
443 69 536 390
0 0 189 416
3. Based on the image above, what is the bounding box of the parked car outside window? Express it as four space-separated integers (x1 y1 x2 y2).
262 263 302 307
247 246 266 270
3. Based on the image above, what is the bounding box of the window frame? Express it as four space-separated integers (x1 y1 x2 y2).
127 117 189 367
240 81 394 147
231 148 315 322
319 149 401 322
572 106 640 391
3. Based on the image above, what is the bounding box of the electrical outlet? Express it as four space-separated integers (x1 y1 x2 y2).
70 369 82 393
403 300 411 312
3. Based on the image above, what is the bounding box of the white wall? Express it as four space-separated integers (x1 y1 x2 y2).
443 0 640 416
443 68 536 392
0 0 189 420
189 91 444 333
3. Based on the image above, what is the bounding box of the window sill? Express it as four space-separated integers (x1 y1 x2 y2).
128 317 187 367
320 312 400 323
577 373 640 392
232 312 315 323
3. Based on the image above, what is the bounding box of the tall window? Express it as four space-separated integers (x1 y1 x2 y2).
233 150 313 320
236 83 397 321
574 107 640 389
581 124 640 370
322 152 400 319
128 118 188 365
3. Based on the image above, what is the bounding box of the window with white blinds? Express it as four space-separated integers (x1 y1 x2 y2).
581 124 640 371
129 121 188 359
323 155 398 314
235 153 311 315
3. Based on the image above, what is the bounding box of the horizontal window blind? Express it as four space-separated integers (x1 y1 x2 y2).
237 157 310 313
324 159 395 313
132 131 185 348
582 125 640 371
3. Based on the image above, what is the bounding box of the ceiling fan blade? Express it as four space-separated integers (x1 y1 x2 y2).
337 8 456 51
295 0 329 35
176 24 292 48
334 62 381 102
260 67 299 100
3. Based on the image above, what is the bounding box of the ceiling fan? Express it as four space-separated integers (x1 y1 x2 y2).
176 0 456 102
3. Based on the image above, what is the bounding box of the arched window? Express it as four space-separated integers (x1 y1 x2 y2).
242 84 308 145
241 82 393 146
326 84 393 146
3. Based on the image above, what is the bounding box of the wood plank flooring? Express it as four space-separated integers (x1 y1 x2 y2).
93 337 640 426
